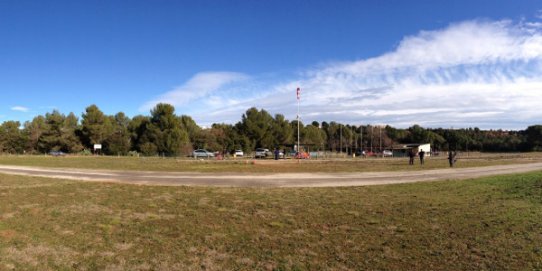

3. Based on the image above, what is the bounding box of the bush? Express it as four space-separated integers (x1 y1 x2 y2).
139 143 158 156
79 149 92 156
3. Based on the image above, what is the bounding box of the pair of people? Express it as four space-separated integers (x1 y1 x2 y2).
408 149 425 165
409 149 458 167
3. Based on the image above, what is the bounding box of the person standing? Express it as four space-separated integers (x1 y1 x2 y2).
448 150 457 167
408 149 415 165
419 149 425 165
274 148 279 160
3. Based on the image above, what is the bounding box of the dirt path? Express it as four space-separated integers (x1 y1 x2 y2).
0 163 541 187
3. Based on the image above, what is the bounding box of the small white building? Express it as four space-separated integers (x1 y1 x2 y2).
392 143 431 157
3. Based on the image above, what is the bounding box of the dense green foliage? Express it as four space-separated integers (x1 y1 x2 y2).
0 104 540 156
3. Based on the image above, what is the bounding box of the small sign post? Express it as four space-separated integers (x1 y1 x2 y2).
94 144 102 155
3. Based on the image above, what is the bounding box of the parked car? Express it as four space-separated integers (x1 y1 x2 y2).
192 149 215 158
383 150 393 157
49 151 66 156
294 151 310 159
270 149 284 159
255 148 270 158
355 150 366 157
234 150 244 157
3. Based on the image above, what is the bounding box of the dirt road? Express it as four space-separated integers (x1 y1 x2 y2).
0 162 541 187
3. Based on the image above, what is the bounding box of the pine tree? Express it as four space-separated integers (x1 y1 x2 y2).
104 112 131 155
81 104 112 148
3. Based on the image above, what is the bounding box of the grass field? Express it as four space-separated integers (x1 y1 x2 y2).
0 172 541 270
0 152 541 173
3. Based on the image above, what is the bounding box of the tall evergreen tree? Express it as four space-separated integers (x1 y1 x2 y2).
81 104 112 148
0 121 26 154
324 121 340 151
179 115 201 144
39 110 83 153
237 107 275 148
23 115 47 153
144 103 190 156
128 115 150 153
525 125 542 151
272 114 293 148
105 112 131 155
302 125 327 150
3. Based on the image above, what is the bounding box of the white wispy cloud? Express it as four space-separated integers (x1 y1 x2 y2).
11 106 29 112
145 19 542 129
139 71 249 112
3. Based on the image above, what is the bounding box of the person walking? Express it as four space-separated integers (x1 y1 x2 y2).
408 149 415 165
419 149 425 165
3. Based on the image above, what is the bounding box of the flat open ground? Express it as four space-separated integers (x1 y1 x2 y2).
1 172 541 270
0 162 542 187
0 153 540 187
0 154 541 270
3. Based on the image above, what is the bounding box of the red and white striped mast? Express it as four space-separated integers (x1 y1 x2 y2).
296 87 300 155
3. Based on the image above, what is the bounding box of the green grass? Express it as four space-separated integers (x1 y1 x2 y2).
0 172 541 270
0 153 540 173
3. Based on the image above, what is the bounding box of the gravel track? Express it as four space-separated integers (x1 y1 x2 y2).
0 162 541 187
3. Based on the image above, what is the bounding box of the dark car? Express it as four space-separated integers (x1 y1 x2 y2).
355 150 366 157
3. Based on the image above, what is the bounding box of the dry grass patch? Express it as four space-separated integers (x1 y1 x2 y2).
4 244 78 269
0 172 541 269
0 152 541 173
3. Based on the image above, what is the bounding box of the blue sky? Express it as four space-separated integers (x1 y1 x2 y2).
1 0 542 129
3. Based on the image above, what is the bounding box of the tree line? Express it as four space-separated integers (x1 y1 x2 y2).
0 103 540 156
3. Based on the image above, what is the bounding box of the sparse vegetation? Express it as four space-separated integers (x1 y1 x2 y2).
1 172 541 270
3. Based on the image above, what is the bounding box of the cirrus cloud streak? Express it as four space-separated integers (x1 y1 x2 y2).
11 106 29 112
143 19 542 129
